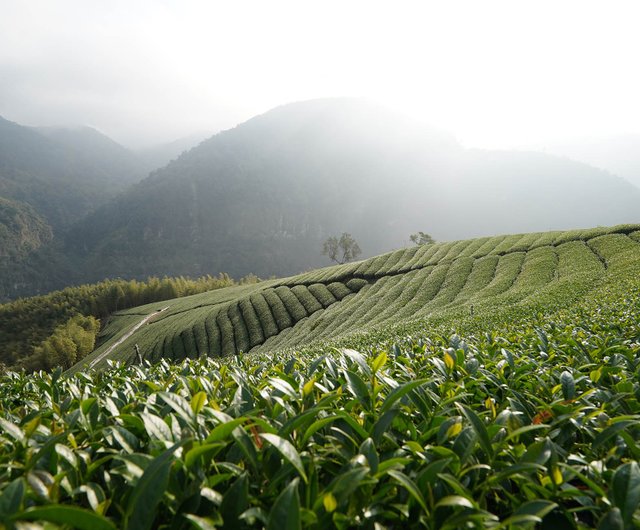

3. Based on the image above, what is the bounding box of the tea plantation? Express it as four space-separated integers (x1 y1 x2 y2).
84 224 640 370
1 224 640 529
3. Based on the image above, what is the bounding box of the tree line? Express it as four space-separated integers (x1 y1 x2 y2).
0 273 259 371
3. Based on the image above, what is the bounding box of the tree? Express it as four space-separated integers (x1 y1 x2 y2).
322 233 362 264
409 231 435 246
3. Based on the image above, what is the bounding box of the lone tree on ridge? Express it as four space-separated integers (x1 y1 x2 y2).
322 233 362 264
409 231 435 246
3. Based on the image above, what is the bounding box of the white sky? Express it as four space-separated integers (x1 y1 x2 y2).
1 0 639 148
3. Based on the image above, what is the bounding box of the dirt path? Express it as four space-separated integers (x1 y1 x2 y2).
89 306 169 368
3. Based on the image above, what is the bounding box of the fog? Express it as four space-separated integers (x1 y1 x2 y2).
1 0 640 153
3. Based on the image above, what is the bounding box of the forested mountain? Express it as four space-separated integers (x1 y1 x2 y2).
0 117 144 229
135 133 210 174
36 125 147 190
2 99 640 300
0 196 52 259
68 98 640 283
0 117 148 300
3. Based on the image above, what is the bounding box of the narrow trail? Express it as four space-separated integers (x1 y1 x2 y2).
89 306 169 368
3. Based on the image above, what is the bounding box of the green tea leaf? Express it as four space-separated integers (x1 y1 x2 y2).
380 379 428 413
184 514 218 530
593 420 634 449
0 418 25 443
221 474 249 529
0 478 24 518
457 404 493 458
301 415 341 445
387 470 429 513
191 391 207 415
334 411 369 441
359 438 379 474
560 371 575 400
158 392 194 423
125 440 186 530
344 370 371 409
328 466 370 502
323 492 337 513
302 378 315 397
260 433 308 483
140 412 173 442
13 505 116 530
521 438 552 465
206 418 246 443
372 351 388 373
185 443 222 468
611 461 640 526
597 508 624 530
267 478 300 530
435 495 474 509
513 500 558 520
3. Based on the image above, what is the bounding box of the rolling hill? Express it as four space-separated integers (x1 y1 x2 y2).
68 98 640 284
80 223 640 370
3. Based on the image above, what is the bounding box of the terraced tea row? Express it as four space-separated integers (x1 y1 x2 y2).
127 280 369 363
81 225 640 369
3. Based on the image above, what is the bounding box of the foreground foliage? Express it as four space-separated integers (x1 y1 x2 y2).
1 281 639 529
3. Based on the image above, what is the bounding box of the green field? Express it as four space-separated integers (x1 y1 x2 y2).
82 224 640 371
1 224 640 529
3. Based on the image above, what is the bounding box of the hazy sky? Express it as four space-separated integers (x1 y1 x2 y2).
1 0 639 148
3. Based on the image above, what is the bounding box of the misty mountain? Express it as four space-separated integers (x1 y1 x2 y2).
0 196 52 260
0 196 74 300
539 134 640 189
135 133 212 174
0 116 151 300
0 116 145 230
36 125 147 188
67 98 640 284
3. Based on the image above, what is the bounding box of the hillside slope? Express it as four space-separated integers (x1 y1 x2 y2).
79 223 640 370
0 116 144 229
0 116 151 300
67 98 640 283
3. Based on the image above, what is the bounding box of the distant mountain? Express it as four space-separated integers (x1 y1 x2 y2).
135 133 211 174
0 117 145 230
67 98 640 284
36 125 147 188
0 196 52 259
0 116 151 300
538 134 640 189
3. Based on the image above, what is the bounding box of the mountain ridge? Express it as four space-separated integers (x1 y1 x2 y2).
67 98 640 285
2 99 640 301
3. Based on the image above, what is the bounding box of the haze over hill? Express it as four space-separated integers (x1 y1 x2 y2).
0 116 145 229
536 134 640 189
135 132 212 174
2 98 639 301
68 98 640 283
0 117 169 299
